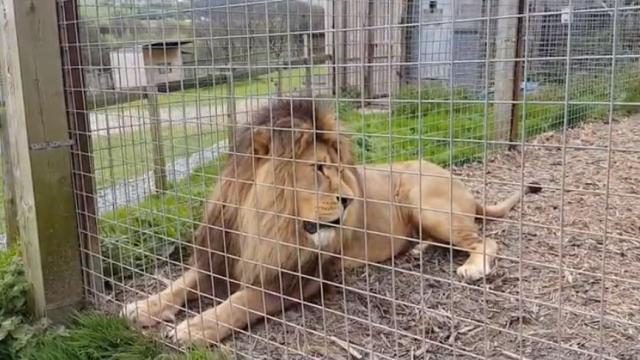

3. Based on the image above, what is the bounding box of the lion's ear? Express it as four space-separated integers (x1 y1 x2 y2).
252 128 271 156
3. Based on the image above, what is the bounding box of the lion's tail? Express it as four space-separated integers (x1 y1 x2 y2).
475 182 542 219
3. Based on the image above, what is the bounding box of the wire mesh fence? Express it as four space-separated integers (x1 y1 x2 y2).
52 0 640 358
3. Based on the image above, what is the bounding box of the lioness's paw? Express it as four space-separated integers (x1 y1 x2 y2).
121 296 176 327
410 243 429 257
456 262 491 281
166 318 216 347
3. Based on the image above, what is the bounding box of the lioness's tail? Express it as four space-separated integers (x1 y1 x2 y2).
475 182 542 219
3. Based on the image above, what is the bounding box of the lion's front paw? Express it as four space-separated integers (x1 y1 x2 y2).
121 295 176 327
410 243 429 257
456 260 492 281
166 317 219 347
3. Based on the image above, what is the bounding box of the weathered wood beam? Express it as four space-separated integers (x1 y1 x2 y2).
0 0 84 322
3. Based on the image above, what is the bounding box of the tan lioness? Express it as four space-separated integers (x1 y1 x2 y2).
122 99 540 345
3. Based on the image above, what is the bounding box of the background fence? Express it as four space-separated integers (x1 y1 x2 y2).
1 0 639 359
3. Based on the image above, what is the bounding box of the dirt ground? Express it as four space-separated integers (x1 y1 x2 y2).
113 114 639 360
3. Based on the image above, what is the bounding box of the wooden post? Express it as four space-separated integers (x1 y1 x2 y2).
509 0 527 146
332 0 348 95
365 0 375 99
493 0 521 142
1 107 19 247
324 0 336 93
304 34 313 96
145 86 167 192
226 73 237 149
276 68 283 97
0 0 84 321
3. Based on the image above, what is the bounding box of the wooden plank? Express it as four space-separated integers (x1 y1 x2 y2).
345 0 367 92
333 0 348 94
1 107 19 247
509 0 527 146
332 0 408 98
368 0 407 98
493 0 521 142
0 0 84 321
304 34 313 96
145 87 168 192
324 0 337 93
226 73 237 150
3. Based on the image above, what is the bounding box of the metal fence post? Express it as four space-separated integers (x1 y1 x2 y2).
59 0 103 297
0 0 84 322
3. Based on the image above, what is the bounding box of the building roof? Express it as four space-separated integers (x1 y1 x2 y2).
141 40 193 49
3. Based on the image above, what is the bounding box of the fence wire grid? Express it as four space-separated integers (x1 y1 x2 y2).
55 0 640 359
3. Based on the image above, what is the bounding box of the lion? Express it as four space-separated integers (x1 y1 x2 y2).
122 99 540 345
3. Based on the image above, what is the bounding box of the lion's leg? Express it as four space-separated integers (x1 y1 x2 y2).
415 206 497 281
122 267 211 327
171 280 321 346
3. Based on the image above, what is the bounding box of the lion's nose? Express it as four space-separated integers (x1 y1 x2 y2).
338 196 352 209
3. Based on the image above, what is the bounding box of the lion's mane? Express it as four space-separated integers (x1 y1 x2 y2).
190 99 357 293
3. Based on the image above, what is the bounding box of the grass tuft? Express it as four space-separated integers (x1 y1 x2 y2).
21 312 227 360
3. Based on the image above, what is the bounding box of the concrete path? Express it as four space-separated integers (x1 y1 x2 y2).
89 97 269 135
96 139 228 214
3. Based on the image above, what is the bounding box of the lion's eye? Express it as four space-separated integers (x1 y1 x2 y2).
315 164 324 173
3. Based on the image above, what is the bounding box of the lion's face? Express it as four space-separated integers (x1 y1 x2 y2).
290 141 359 248
252 140 359 249
240 101 360 249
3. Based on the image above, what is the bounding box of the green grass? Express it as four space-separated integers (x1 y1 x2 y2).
100 66 329 112
341 103 493 165
21 312 227 360
99 158 222 279
0 248 226 359
92 125 224 188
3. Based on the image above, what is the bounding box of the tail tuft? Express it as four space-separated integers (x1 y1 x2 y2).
525 182 542 194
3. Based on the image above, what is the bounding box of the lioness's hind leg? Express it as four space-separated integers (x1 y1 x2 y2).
454 234 497 281
418 210 497 281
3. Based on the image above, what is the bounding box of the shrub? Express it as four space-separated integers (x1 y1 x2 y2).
0 248 46 359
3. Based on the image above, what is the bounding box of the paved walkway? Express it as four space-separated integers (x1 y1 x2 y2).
96 139 228 214
89 97 269 135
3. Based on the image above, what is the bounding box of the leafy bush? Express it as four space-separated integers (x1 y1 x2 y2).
614 64 640 115
0 248 46 359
